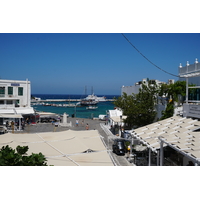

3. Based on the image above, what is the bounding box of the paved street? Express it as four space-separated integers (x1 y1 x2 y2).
16 117 133 166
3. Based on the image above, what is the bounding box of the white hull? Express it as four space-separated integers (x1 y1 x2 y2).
85 94 106 102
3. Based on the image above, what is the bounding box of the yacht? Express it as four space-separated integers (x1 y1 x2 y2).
80 98 98 106
85 93 106 102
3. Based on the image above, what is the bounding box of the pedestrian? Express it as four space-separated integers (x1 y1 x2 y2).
26 118 29 125
21 120 25 130
81 119 84 126
6 121 9 128
86 123 89 130
11 121 15 133
76 119 79 126
54 121 59 132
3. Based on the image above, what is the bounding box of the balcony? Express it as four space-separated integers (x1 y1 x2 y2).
183 103 200 119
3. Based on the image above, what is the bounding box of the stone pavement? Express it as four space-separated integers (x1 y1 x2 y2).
18 117 101 134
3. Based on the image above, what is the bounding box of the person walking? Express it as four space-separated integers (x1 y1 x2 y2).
11 121 15 133
76 119 79 126
54 121 59 132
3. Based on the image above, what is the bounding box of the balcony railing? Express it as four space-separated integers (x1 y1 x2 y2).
179 63 200 75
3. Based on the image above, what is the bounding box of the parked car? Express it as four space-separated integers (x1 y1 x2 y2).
112 139 127 155
122 131 132 140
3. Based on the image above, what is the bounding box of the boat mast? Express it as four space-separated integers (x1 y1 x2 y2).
85 86 87 96
91 86 93 95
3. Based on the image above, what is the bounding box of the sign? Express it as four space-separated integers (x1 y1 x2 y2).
11 83 20 86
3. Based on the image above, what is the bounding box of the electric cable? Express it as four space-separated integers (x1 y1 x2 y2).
121 33 180 78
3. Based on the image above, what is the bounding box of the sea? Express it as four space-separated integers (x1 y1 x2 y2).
32 94 120 119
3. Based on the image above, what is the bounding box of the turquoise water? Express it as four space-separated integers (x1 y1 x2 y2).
33 101 115 118
32 94 119 119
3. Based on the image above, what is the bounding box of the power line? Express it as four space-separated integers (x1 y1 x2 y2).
121 33 180 78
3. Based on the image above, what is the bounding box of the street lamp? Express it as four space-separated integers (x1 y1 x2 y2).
74 104 77 118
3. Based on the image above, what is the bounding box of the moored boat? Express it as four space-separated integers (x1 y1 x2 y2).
86 106 98 110
85 93 106 102
80 99 98 106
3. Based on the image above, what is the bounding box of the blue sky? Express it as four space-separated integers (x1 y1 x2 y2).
0 33 200 95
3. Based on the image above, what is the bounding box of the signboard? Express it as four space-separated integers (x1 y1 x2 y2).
11 83 20 86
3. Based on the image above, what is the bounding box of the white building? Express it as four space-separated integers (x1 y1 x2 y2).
126 60 200 166
0 79 35 126
179 58 200 119
121 78 173 96
107 108 127 136
121 78 174 120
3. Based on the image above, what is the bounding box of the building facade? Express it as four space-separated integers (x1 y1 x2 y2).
121 78 173 96
0 79 34 125
179 59 200 119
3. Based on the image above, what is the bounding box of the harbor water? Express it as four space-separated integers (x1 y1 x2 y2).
32 94 119 119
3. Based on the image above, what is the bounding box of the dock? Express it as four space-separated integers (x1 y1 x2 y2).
31 99 114 103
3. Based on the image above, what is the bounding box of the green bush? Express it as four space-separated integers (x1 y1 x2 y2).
0 145 48 166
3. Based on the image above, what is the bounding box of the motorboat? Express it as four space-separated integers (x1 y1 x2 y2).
86 106 98 110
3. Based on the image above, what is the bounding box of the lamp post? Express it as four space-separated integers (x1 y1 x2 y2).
74 104 77 118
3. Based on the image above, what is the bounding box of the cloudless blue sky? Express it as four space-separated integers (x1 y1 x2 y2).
1 33 200 95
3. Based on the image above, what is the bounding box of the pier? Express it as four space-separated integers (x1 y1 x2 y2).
31 99 114 103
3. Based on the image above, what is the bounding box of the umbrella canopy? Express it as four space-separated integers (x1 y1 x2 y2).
0 129 114 166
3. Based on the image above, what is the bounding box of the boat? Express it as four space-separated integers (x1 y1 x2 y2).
80 99 98 106
86 106 98 110
85 93 106 102
80 87 103 106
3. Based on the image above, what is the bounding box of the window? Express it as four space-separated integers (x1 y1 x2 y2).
8 87 13 95
0 87 5 97
15 100 20 107
0 100 4 104
18 87 23 96
6 100 13 105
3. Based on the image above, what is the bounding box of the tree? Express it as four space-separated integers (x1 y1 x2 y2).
160 101 174 120
114 82 157 128
0 145 48 166
159 81 187 120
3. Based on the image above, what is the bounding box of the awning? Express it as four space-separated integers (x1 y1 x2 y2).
0 109 15 114
0 114 23 118
15 107 35 115
110 116 127 123
0 130 114 166
37 112 58 118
